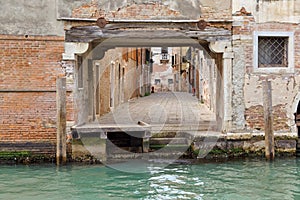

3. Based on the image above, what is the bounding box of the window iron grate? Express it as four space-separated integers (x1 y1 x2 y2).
258 37 288 68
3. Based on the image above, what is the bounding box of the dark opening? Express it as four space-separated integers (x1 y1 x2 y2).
296 102 300 156
146 49 151 63
296 102 300 137
77 56 83 89
106 132 143 154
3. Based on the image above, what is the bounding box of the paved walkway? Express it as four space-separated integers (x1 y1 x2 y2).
95 92 216 132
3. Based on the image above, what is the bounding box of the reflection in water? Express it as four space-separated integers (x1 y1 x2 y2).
146 165 203 200
0 158 299 200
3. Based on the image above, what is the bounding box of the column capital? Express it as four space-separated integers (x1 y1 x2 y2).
209 41 232 53
62 42 89 60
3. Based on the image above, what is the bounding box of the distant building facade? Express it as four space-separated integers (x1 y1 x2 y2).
151 47 174 92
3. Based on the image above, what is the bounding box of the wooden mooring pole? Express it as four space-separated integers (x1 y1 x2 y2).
56 78 67 165
263 80 275 160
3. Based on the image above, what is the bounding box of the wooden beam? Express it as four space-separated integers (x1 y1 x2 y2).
65 25 231 43
56 78 67 165
263 80 275 160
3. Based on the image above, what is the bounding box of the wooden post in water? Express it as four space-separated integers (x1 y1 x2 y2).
263 80 275 160
56 77 67 165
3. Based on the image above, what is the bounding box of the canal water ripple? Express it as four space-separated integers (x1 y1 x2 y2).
0 158 299 200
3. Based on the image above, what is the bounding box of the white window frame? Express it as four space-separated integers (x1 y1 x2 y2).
253 31 294 74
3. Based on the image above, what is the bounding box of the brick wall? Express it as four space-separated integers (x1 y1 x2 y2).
244 104 290 131
0 35 64 90
200 5 231 20
71 2 182 20
0 92 57 141
0 35 65 155
69 0 231 21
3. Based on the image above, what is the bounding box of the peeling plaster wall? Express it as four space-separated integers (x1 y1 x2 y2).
200 0 232 20
232 0 300 23
244 75 300 132
0 0 64 36
232 0 300 133
233 13 300 133
58 0 231 20
245 22 300 133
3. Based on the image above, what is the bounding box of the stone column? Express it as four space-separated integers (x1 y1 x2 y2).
209 41 233 132
223 52 234 131
62 42 90 125
198 50 204 103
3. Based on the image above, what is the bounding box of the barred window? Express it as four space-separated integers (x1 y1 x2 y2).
258 37 288 68
253 31 294 73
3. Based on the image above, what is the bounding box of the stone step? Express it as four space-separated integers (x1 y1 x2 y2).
149 137 188 145
106 145 143 154
107 151 189 160
147 152 188 159
150 132 195 139
149 143 190 152
106 137 191 159
151 127 217 134
107 153 143 159
151 132 183 138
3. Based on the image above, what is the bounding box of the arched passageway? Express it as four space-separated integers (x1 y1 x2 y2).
74 41 223 129
65 21 232 129
65 21 233 159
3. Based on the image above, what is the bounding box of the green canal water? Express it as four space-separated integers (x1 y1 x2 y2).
0 158 299 200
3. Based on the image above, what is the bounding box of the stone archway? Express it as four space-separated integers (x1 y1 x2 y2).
63 19 233 132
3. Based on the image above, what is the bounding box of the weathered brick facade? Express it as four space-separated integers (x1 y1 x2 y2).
0 35 66 156
1 0 300 159
0 35 64 90
232 11 300 132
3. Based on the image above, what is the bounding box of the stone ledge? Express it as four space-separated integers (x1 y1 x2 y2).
226 132 298 140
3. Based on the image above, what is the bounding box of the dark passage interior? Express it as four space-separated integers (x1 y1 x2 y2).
296 102 300 156
106 131 144 154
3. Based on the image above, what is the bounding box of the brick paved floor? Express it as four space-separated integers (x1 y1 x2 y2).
96 92 216 132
